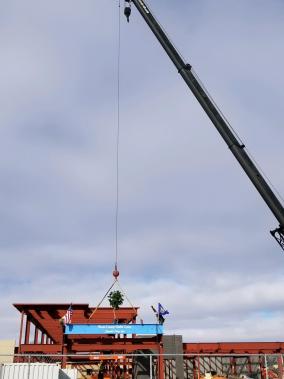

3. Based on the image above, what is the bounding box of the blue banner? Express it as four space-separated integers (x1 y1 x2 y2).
65 323 163 335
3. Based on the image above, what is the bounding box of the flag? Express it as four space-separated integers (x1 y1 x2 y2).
158 303 169 317
63 304 73 325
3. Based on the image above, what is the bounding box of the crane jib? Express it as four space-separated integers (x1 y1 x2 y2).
129 0 284 251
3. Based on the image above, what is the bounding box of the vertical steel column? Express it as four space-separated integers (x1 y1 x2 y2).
277 355 284 379
62 346 67 369
34 327 38 344
158 340 164 379
260 355 266 379
247 356 253 377
127 357 130 379
230 357 236 376
264 354 269 379
18 311 25 353
192 357 198 379
197 356 201 379
24 316 31 344
61 323 67 368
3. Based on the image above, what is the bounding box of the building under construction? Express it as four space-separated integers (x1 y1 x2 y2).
9 303 284 379
1 1 284 378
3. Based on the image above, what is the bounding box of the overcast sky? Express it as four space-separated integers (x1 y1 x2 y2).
1 0 284 343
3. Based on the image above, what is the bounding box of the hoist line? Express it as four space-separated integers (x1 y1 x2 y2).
115 0 121 268
88 279 137 320
88 279 117 320
115 279 136 313
88 3 137 321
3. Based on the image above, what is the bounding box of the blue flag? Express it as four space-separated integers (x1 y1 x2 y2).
158 303 169 317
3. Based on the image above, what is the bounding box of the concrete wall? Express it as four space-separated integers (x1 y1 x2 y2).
0 340 15 363
163 335 184 379
132 335 184 379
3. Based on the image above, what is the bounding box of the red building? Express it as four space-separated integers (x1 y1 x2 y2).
14 303 284 379
14 303 164 378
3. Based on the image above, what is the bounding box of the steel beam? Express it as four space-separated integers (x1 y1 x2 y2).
184 342 284 354
19 344 62 353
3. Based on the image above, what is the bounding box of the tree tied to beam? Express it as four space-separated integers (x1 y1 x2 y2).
108 290 124 310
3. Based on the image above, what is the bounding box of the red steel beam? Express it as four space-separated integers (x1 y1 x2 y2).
18 311 24 353
20 341 159 354
71 343 159 352
34 327 39 344
158 338 164 379
20 344 62 353
27 310 60 343
66 336 158 343
184 342 284 354
24 317 31 344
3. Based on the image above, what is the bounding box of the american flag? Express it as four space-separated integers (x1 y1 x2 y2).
63 304 73 325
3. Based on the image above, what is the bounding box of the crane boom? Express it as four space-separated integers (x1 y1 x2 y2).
125 0 284 250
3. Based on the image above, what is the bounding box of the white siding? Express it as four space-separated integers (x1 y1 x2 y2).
0 363 59 379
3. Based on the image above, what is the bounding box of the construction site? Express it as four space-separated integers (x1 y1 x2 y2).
1 302 284 379
1 0 284 378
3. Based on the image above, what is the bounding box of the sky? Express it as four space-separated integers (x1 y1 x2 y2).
1 0 284 343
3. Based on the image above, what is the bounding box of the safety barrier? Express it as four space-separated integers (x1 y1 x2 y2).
0 353 283 379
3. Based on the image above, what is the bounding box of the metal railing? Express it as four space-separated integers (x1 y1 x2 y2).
0 353 283 379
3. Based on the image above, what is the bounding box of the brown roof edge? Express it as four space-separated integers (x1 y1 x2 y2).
13 304 139 312
13 304 90 312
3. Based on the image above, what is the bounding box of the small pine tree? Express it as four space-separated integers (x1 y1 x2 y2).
108 290 124 310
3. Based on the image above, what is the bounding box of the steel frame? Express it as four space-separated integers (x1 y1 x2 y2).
14 304 284 379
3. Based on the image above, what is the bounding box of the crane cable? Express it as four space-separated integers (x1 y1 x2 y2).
115 0 121 270
88 280 117 320
114 0 136 314
88 277 136 320
89 0 136 320
113 0 137 316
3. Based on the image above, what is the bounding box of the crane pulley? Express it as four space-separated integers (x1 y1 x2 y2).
124 0 131 22
123 0 284 251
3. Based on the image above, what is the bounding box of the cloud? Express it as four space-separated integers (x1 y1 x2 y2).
0 0 284 344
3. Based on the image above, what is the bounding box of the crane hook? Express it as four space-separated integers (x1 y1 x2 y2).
124 0 131 22
113 263 120 279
